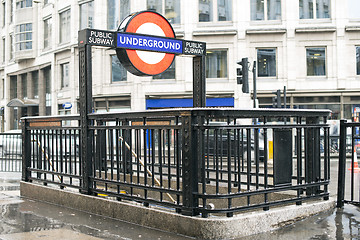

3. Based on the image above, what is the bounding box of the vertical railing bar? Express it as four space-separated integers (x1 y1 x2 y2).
351 126 355 202
143 118 148 203
175 116 181 208
159 129 163 202
241 129 244 172
69 129 73 185
167 128 171 191
227 117 233 217
135 128 140 185
110 128 114 181
323 116 329 197
296 117 302 204
220 128 223 180
215 128 219 194
237 128 241 192
246 128 251 206
263 117 269 210
206 118 210 184
151 129 155 187
116 120 121 196
255 127 259 190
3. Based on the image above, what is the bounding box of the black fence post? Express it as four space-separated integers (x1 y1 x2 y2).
305 116 321 195
193 56 206 108
181 113 199 216
79 44 93 195
22 118 31 182
337 119 347 207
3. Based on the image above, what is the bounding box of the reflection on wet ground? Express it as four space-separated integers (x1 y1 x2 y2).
0 160 360 240
0 195 192 240
0 193 359 239
240 204 360 240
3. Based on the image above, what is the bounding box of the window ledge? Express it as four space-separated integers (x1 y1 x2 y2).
193 29 237 36
246 28 286 34
249 20 283 26
345 26 360 32
295 27 336 33
175 31 185 38
14 49 35 62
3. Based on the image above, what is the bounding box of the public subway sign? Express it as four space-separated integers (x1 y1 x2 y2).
78 11 206 76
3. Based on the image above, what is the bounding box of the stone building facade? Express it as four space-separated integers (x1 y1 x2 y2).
0 0 359 130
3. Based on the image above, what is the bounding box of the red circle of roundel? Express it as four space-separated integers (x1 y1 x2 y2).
117 11 176 76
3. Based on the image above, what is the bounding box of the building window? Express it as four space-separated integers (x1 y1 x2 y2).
59 9 71 44
251 0 281 21
111 55 127 82
147 0 180 24
199 0 232 22
80 1 94 29
299 0 330 19
16 0 32 9
306 47 326 76
61 63 70 88
257 48 276 77
2 2 5 27
153 61 175 79
10 76 17 99
356 47 360 75
349 0 360 19
44 18 52 49
15 23 32 51
2 38 4 62
21 74 27 99
10 0 13 23
9 34 13 60
206 50 228 78
108 0 130 30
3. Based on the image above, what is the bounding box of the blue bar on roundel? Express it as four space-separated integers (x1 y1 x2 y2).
117 33 183 54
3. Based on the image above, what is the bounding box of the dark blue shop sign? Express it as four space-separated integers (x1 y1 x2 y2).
78 29 206 56
62 102 72 109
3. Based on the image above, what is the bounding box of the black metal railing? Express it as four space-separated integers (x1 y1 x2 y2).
22 108 331 217
337 119 360 207
22 116 82 189
0 131 22 172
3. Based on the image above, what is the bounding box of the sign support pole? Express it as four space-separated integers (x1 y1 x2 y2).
79 44 93 195
193 56 206 108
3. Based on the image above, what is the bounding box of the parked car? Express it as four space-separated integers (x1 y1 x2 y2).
205 122 265 161
0 129 80 159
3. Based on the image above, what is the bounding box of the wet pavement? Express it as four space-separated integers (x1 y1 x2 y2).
0 160 360 240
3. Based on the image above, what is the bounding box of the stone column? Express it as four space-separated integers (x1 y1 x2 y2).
27 72 34 116
39 69 46 116
17 75 22 128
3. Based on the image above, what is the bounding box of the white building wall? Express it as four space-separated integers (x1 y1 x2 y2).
0 0 359 130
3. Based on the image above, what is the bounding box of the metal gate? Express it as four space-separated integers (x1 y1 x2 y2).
337 119 360 207
0 131 22 172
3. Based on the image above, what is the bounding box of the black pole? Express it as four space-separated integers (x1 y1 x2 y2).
253 61 257 108
79 44 94 195
337 119 347 207
193 56 206 108
283 86 287 109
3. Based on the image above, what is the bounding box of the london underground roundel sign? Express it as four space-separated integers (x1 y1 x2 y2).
116 11 178 76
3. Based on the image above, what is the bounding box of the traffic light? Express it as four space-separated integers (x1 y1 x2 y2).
236 58 249 93
272 89 281 108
